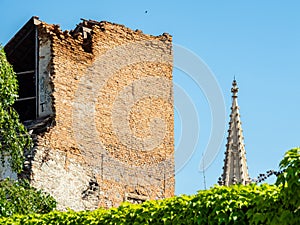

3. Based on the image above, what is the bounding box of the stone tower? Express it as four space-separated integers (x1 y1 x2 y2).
218 79 251 186
3 17 174 210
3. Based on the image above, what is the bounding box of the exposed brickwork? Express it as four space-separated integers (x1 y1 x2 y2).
27 20 174 210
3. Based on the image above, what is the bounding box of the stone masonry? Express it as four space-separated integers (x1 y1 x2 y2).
4 17 174 211
218 79 250 186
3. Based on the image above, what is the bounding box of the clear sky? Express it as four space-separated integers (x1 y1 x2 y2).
0 1 299 195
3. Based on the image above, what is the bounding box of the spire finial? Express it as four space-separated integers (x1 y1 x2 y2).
231 78 238 97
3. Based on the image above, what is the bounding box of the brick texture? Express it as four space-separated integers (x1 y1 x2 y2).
28 20 174 211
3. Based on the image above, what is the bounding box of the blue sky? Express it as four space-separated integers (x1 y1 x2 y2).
0 1 299 195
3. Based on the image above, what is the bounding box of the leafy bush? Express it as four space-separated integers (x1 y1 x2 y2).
0 45 32 173
0 179 56 217
0 184 285 224
276 147 300 208
0 148 298 224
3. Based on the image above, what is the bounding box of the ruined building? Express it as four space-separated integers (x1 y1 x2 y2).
218 79 251 186
3 16 174 210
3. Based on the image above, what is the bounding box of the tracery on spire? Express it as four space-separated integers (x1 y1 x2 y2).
219 79 250 186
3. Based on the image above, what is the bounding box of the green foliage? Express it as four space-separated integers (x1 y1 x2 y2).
0 148 298 224
275 147 300 223
0 179 56 217
0 45 32 173
0 184 285 225
276 148 300 202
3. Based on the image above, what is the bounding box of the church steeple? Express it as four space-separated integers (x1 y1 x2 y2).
218 79 251 186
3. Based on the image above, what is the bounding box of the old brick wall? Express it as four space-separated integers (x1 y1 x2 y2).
30 21 174 211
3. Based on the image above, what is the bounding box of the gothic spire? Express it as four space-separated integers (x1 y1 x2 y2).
218 79 251 186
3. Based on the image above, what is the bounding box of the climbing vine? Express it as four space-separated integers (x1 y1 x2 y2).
0 45 32 173
0 179 56 217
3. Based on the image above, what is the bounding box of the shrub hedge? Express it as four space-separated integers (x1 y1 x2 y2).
0 148 298 225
